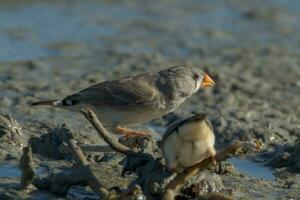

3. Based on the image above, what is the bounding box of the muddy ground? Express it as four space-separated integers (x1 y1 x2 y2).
0 0 299 199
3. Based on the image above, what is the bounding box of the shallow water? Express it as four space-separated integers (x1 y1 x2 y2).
0 163 21 177
0 1 117 61
0 159 275 180
229 158 275 180
0 163 49 178
1 0 300 62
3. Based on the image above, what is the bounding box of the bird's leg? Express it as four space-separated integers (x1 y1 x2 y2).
166 159 178 173
115 126 148 137
207 146 217 166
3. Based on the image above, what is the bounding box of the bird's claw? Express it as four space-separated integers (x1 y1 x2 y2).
234 147 245 155
211 156 217 166
118 134 150 149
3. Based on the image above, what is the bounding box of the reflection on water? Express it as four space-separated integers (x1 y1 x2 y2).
0 2 120 61
0 0 300 61
0 163 48 178
229 158 275 180
0 163 21 177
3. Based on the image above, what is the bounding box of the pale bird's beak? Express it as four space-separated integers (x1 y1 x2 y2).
201 73 215 88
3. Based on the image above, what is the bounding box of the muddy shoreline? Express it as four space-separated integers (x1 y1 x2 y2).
0 0 300 199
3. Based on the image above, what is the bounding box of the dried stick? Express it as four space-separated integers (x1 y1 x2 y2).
81 108 137 156
64 126 110 198
163 140 261 200
19 145 35 189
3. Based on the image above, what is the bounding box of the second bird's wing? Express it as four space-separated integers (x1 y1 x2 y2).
161 113 208 144
161 118 185 144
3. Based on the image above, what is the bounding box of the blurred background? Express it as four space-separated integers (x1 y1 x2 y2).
1 0 300 61
0 1 300 199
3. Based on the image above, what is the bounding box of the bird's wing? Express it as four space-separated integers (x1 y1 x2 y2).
161 118 185 144
62 75 157 108
161 113 208 144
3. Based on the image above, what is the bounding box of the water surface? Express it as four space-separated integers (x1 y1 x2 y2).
0 163 21 177
229 158 275 180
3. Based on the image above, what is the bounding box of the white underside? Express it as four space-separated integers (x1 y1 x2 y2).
162 131 215 171
60 102 169 129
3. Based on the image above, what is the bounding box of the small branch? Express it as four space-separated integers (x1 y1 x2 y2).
67 138 89 166
19 145 35 189
163 140 261 200
81 108 137 156
64 126 110 198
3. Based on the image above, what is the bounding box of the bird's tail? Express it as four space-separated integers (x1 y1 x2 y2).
31 100 60 106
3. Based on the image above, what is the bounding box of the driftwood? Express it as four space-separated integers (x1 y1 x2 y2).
62 109 145 199
78 108 261 200
63 125 110 198
31 107 261 200
163 140 261 200
80 108 137 156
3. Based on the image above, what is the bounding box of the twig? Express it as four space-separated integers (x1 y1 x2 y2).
64 126 110 198
163 140 261 200
19 145 35 189
81 108 137 156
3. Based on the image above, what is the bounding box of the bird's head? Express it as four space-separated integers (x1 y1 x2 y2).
164 65 215 96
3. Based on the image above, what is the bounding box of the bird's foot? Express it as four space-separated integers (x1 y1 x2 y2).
116 127 148 137
116 127 150 148
211 156 217 166
207 147 218 168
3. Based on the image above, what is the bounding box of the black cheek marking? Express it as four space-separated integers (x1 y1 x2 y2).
193 73 200 80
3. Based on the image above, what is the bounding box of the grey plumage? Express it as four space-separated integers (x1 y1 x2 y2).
32 65 215 131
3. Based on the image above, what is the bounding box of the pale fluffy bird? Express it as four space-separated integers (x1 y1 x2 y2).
161 113 216 172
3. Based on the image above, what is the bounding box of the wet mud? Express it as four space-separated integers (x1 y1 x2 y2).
0 0 299 199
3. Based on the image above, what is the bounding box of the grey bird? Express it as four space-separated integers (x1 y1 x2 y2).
32 65 215 136
161 113 216 172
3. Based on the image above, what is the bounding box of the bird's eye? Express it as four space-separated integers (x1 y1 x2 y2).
193 73 200 80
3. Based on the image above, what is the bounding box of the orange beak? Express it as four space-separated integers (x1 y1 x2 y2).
201 73 215 88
